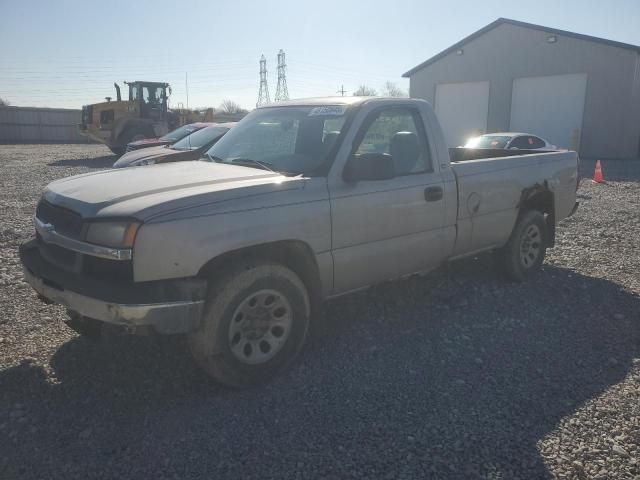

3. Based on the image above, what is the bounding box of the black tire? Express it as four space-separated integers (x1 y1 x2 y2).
112 129 150 157
109 146 124 156
187 261 310 388
498 210 547 281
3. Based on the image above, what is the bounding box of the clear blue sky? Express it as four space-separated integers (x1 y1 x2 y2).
1 0 639 110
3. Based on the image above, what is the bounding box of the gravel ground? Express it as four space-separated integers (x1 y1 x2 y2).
1 144 639 480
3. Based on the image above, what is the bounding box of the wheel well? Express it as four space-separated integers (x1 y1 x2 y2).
197 241 323 307
518 183 556 246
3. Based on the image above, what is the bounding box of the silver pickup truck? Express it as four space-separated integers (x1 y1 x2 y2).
20 97 579 386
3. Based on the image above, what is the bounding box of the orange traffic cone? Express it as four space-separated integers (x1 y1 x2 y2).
593 160 604 184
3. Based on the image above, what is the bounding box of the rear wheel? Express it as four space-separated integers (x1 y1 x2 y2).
187 262 310 388
498 210 547 281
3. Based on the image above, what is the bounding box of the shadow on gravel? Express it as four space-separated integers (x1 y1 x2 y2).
47 155 116 169
1 257 639 479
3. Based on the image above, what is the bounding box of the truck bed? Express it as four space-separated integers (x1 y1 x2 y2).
448 149 579 258
449 147 546 162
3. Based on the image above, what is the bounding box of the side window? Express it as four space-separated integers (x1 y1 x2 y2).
530 136 546 149
355 108 431 175
130 85 139 101
511 135 544 149
142 86 149 104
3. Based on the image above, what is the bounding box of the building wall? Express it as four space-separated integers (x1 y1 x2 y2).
0 106 90 144
408 23 640 158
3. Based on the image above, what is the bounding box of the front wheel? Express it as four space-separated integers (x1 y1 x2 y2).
111 129 150 157
188 262 310 388
109 146 125 156
498 210 547 281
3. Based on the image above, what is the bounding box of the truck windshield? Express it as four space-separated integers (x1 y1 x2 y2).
203 105 348 174
160 124 201 143
465 135 512 149
171 126 229 151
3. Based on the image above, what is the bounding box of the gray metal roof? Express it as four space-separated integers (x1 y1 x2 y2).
402 17 640 77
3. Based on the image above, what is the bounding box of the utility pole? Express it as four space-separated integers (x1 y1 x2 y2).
185 72 189 109
337 85 346 96
257 55 271 107
275 49 290 102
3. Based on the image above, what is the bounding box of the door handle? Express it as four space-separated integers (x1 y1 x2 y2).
424 186 443 202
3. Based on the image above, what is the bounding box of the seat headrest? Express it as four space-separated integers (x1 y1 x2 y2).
390 131 419 174
322 131 340 154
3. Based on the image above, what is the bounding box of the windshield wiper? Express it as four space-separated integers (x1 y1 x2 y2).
230 158 277 173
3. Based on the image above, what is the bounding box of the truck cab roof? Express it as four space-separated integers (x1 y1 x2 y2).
256 96 429 109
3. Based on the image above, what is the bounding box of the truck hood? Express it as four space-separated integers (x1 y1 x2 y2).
43 161 302 221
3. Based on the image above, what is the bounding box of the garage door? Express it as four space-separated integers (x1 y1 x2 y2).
435 81 489 147
510 73 587 150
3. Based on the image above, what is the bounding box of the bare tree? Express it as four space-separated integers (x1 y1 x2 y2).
0 97 9 107
219 99 247 114
353 85 377 96
381 81 407 98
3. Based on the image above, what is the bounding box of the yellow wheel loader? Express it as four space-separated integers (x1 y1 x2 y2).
79 81 180 156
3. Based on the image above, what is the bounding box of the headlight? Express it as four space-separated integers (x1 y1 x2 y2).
85 221 140 248
132 158 156 166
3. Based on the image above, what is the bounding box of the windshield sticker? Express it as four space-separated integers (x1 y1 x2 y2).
308 105 347 117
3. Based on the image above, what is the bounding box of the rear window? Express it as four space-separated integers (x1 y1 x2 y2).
465 135 512 149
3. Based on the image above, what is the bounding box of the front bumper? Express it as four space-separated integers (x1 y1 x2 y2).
20 240 206 334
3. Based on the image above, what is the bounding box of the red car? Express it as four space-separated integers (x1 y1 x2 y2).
125 122 212 153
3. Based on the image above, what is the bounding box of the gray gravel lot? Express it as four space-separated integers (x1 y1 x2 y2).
1 145 639 479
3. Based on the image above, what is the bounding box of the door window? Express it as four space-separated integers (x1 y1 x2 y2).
510 135 545 149
355 108 432 175
529 136 546 148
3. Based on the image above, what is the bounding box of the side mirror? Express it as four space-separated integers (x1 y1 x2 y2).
344 153 395 182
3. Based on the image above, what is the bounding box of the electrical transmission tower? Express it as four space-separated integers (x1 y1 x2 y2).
275 49 290 102
257 54 271 107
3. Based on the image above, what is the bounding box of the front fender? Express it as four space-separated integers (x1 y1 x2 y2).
131 178 332 284
113 118 155 142
132 199 332 283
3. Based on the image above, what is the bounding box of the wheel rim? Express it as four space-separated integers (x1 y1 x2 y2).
228 289 293 365
520 224 542 268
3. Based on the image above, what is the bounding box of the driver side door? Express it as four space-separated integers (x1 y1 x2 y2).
328 106 449 294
